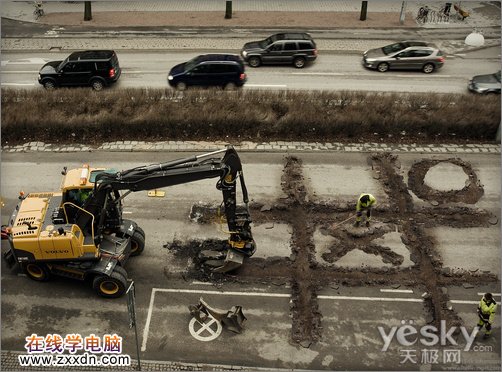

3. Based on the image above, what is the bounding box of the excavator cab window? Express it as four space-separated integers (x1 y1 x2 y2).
89 169 116 183
66 188 92 207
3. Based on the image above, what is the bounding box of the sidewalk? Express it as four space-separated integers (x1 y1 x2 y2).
0 1 500 54
1 1 500 28
3 140 500 154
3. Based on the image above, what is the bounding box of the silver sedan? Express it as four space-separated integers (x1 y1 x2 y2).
362 41 445 74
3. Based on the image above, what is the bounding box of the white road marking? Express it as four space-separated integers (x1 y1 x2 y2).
291 72 345 76
245 84 288 88
154 288 290 297
122 211 133 214
191 281 213 286
318 295 423 302
380 289 414 294
188 316 222 342
141 289 157 352
450 300 480 305
1 71 39 74
1 58 47 66
292 72 452 78
1 83 35 86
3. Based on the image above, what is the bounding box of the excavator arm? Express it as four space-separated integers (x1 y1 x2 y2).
75 147 255 271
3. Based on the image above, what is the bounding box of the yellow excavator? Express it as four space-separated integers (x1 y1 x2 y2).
3 147 256 298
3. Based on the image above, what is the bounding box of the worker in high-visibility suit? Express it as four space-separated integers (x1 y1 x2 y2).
354 193 377 227
477 293 497 338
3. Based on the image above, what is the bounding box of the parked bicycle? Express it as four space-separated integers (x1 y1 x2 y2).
416 6 430 23
33 1 44 20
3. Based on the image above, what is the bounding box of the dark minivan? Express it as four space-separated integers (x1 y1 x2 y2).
241 33 317 68
38 50 121 91
168 54 246 90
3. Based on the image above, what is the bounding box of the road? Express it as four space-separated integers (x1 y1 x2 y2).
1 48 500 93
1 150 500 370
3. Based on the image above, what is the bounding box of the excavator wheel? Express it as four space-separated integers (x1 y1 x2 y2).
135 225 145 238
93 272 127 298
22 262 51 282
130 230 145 256
112 265 128 279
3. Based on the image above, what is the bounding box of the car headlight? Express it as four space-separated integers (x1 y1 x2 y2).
242 51 247 57
168 75 173 81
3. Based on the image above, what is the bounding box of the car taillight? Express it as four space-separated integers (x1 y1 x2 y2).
437 57 445 63
109 68 115 78
240 73 246 80
314 49 318 56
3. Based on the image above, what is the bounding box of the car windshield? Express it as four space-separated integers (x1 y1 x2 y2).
382 42 406 55
57 57 69 71
184 56 200 72
495 71 501 82
259 36 275 49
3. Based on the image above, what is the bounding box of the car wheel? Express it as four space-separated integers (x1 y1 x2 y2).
91 79 105 91
377 63 389 73
130 230 145 257
176 82 187 91
22 262 51 282
224 82 237 91
42 80 56 90
422 63 435 74
293 57 306 69
248 57 261 68
93 272 127 298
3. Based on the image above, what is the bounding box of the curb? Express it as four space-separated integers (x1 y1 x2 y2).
2 141 500 155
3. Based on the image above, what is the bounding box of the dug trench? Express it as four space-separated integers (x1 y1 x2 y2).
165 152 499 346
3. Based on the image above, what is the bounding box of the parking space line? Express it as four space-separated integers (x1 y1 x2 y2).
141 287 491 352
380 289 414 294
318 295 423 302
451 300 479 305
154 288 291 297
141 288 157 352
1 83 35 86
191 281 213 285
141 288 291 351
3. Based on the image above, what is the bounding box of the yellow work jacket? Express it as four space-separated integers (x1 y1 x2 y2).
479 297 497 323
356 193 376 212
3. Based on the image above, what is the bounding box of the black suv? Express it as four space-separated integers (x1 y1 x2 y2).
38 50 121 91
241 33 317 68
167 54 246 90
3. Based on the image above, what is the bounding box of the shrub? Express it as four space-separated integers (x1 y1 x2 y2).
1 88 499 144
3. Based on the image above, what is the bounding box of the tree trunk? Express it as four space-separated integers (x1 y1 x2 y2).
84 1 92 21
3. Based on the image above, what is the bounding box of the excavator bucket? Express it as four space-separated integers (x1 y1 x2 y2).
201 249 245 273
221 306 247 334
188 297 247 334
212 249 245 273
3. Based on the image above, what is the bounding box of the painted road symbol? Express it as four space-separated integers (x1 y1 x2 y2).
188 315 223 342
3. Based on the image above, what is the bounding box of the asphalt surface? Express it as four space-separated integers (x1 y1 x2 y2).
1 151 500 371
